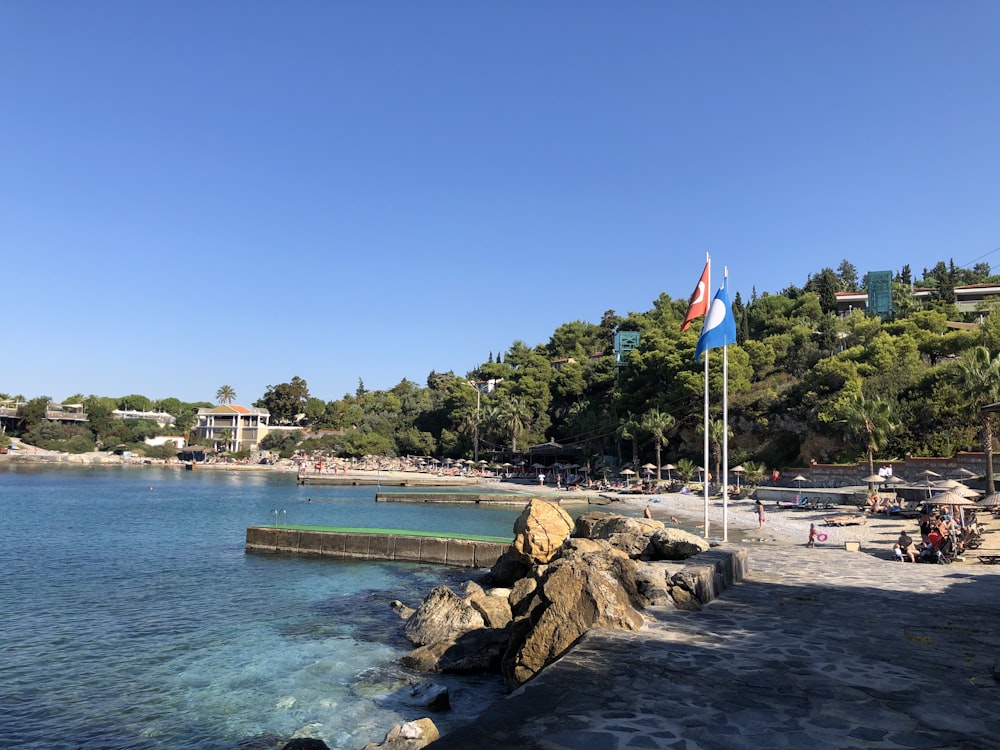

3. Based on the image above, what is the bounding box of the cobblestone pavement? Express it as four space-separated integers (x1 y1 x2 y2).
427 542 1000 749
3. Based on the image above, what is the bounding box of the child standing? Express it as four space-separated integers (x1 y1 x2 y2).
807 523 817 548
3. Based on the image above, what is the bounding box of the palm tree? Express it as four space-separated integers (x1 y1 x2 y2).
742 460 766 492
500 395 530 453
641 408 675 481
696 418 731 486
675 457 697 484
953 346 1000 493
216 385 236 405
617 414 642 471
838 392 900 477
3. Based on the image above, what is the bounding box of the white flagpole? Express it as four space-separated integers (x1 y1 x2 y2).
722 269 730 542
702 255 711 539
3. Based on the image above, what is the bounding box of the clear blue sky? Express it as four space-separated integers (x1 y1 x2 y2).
3 2 999 405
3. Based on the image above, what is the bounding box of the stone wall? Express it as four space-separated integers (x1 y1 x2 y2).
775 452 988 489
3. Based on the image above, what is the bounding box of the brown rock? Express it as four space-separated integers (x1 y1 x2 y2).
403 586 484 647
401 642 450 671
362 718 440 750
574 511 664 540
501 550 644 688
487 550 530 587
511 499 574 565
649 527 711 559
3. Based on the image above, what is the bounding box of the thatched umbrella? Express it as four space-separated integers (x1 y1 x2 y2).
924 490 976 507
976 492 1000 509
731 465 746 492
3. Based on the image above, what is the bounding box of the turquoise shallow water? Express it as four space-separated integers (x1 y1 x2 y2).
0 465 519 749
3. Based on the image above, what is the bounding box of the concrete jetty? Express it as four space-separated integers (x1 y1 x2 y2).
245 526 510 568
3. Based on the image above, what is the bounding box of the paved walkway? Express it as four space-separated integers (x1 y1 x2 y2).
428 541 1000 749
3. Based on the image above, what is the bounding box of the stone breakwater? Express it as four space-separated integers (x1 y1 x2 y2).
245 526 509 568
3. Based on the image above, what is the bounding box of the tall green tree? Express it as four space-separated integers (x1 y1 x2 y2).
953 346 1000 492
640 408 675 481
837 393 900 476
696 418 731 486
616 414 642 470
499 395 529 452
255 376 310 425
216 385 236 404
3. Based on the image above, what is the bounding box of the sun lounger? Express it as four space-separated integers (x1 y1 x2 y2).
775 496 809 510
824 514 867 527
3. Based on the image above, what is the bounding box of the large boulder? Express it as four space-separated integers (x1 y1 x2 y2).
435 627 511 672
462 581 512 628
501 549 645 689
486 550 530 587
574 511 664 539
281 740 330 750
648 527 711 559
510 499 574 565
361 718 439 750
573 512 709 561
403 586 484 647
633 561 672 606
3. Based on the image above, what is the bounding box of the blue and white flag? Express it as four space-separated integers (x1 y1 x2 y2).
694 277 737 362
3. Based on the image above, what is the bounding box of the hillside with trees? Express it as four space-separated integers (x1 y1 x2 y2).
4 258 1000 474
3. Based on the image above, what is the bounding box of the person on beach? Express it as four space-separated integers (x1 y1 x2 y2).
644 504 652 519
807 523 817 547
897 530 918 563
538 473 545 486
755 498 765 528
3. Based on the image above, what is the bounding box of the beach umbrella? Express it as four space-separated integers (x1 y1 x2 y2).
916 469 942 479
661 463 675 481
910 478 939 499
924 490 976 506
976 492 1000 508
950 467 978 479
954 485 981 498
792 474 808 490
862 474 883 485
933 479 962 489
620 468 636 475
641 463 657 470
884 474 906 485
731 465 745 491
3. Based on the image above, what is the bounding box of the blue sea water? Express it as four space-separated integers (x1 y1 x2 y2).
0 466 521 750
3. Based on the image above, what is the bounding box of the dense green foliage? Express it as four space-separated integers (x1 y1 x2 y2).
5 259 1000 476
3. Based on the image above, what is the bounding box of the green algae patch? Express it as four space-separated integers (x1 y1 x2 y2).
268 525 512 544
